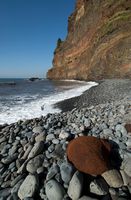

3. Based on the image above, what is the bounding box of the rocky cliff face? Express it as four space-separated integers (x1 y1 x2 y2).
47 0 131 80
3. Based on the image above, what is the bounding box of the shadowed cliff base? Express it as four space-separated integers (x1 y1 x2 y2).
54 79 131 113
47 0 131 80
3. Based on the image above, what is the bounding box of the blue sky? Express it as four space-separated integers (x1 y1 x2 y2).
0 0 76 78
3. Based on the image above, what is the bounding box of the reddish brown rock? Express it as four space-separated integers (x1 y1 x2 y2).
47 0 131 80
67 136 111 175
125 124 131 133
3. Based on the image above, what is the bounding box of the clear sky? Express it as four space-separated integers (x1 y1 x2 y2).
0 0 76 78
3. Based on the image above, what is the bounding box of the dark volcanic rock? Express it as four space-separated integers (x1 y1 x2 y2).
67 136 111 175
47 0 131 80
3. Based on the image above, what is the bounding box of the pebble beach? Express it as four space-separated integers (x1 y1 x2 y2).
0 79 131 200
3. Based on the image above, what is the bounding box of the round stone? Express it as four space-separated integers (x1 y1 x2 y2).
45 179 65 200
18 175 38 199
26 154 44 174
121 158 131 177
60 162 74 184
33 126 43 134
46 134 55 141
59 130 69 139
115 125 127 135
68 171 83 200
52 139 59 144
35 133 45 142
28 141 44 159
103 129 112 136
67 136 111 175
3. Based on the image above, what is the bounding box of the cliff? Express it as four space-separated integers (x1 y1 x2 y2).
47 0 131 80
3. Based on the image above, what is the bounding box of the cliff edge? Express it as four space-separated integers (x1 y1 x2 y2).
47 0 131 80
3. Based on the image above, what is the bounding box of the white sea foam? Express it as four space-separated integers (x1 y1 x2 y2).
0 81 98 125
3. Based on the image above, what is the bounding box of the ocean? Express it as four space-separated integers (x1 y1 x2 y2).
0 78 98 125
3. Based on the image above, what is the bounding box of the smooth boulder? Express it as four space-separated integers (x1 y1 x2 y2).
18 175 38 199
28 141 44 159
60 162 74 184
67 136 111 175
45 179 65 200
26 154 44 174
68 171 83 200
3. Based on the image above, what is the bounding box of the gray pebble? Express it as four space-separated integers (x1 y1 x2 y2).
60 162 74 184
68 171 83 200
32 126 43 134
45 179 65 200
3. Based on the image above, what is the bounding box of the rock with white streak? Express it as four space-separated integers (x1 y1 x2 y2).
90 178 109 195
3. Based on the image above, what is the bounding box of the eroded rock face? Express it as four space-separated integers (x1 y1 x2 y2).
47 0 131 80
66 136 111 175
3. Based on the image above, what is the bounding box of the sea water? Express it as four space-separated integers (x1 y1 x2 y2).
0 78 98 125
